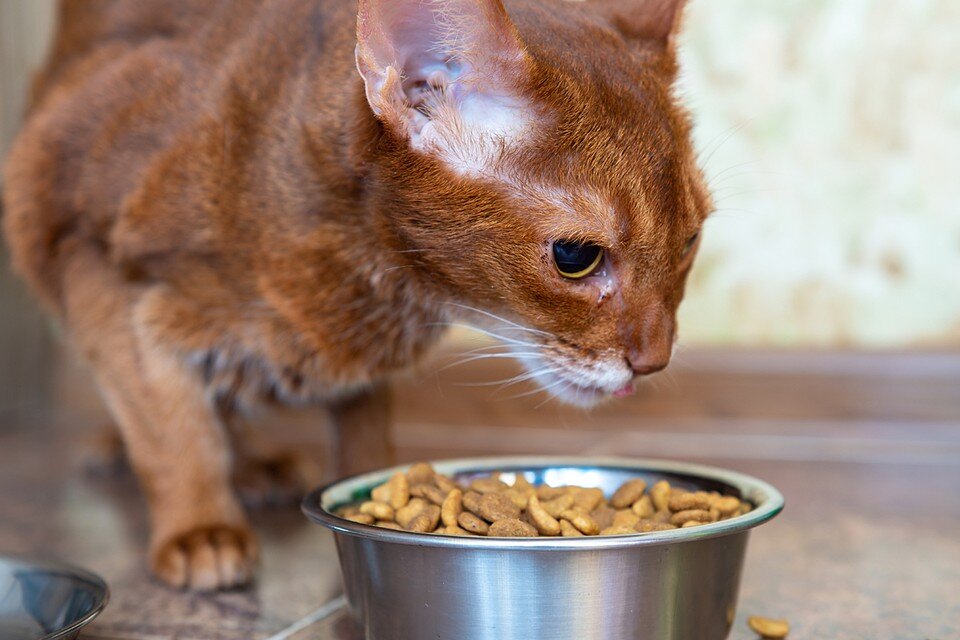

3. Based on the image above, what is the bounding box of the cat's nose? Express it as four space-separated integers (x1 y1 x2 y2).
622 307 674 376
626 352 669 376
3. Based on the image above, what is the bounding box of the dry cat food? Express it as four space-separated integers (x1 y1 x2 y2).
747 615 790 639
334 462 752 537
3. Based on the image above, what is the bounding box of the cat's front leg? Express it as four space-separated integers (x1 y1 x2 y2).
100 339 257 590
328 382 395 478
64 257 257 590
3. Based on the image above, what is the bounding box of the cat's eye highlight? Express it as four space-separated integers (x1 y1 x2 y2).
553 240 604 279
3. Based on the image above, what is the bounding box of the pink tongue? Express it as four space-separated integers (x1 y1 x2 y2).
613 383 635 398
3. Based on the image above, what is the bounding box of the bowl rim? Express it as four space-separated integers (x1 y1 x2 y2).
302 456 784 550
0 554 110 640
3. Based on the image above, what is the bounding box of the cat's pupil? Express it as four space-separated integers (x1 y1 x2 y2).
553 241 603 279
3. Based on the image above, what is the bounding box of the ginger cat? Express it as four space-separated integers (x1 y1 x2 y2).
3 0 710 590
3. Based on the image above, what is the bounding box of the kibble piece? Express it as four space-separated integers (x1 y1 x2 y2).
560 510 600 535
471 476 509 494
631 495 655 518
571 487 605 513
612 510 640 529
681 520 702 528
536 484 568 500
389 473 411 509
359 501 394 521
527 495 562 536
477 493 522 522
406 513 434 532
371 483 391 505
422 505 441 530
714 495 742 517
376 521 403 530
504 487 531 510
636 519 677 532
421 484 448 506
406 462 436 485
408 484 426 499
650 509 672 524
462 491 483 515
600 525 637 535
670 509 712 526
441 489 463 527
669 491 713 512
611 479 647 508
458 511 490 535
439 525 469 536
395 498 429 528
590 505 617 530
650 480 672 512
541 494 575 519
406 505 441 532
488 518 539 537
345 513 375 525
747 616 790 639
372 472 409 509
434 474 458 494
560 519 584 537
513 474 534 491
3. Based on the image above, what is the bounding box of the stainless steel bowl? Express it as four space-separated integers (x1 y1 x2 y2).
0 556 109 640
303 456 784 640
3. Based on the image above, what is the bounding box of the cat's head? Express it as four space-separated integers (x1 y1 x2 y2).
356 0 711 406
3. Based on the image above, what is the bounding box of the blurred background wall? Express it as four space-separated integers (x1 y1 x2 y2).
0 0 958 417
677 0 960 347
0 1 57 421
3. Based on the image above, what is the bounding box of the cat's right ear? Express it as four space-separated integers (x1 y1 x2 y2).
591 0 687 55
355 0 531 155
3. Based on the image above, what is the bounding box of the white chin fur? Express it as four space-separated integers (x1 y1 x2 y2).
516 351 632 408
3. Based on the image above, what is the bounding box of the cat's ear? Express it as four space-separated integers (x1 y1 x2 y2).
355 0 531 157
591 0 687 53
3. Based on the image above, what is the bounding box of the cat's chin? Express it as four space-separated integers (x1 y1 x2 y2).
554 381 636 407
532 370 636 408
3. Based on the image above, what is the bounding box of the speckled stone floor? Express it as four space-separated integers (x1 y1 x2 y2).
1 347 958 639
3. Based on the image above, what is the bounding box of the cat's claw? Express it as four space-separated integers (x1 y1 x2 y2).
151 525 258 591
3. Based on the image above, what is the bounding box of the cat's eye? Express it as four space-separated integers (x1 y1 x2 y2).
552 240 604 279
682 232 700 258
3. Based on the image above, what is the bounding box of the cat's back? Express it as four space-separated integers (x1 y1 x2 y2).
3 0 356 309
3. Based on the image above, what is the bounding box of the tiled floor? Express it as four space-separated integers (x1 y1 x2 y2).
1 345 958 639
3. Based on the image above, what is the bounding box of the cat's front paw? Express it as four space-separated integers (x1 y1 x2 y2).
150 524 259 591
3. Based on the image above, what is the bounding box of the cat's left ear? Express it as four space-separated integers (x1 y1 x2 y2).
355 0 531 156
591 0 687 54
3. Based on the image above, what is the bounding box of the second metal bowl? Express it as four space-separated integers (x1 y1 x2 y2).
303 456 784 640
0 556 109 640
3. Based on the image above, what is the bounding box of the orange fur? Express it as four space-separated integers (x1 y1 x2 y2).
2 0 709 590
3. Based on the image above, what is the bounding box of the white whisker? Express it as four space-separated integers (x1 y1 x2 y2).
434 352 543 374
535 379 574 409
434 323 541 349
503 374 569 401
443 302 551 337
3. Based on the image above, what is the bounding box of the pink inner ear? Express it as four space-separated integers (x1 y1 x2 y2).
356 0 531 155
357 0 525 100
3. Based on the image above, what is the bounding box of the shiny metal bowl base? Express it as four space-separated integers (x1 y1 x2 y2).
303 456 784 640
0 556 109 640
